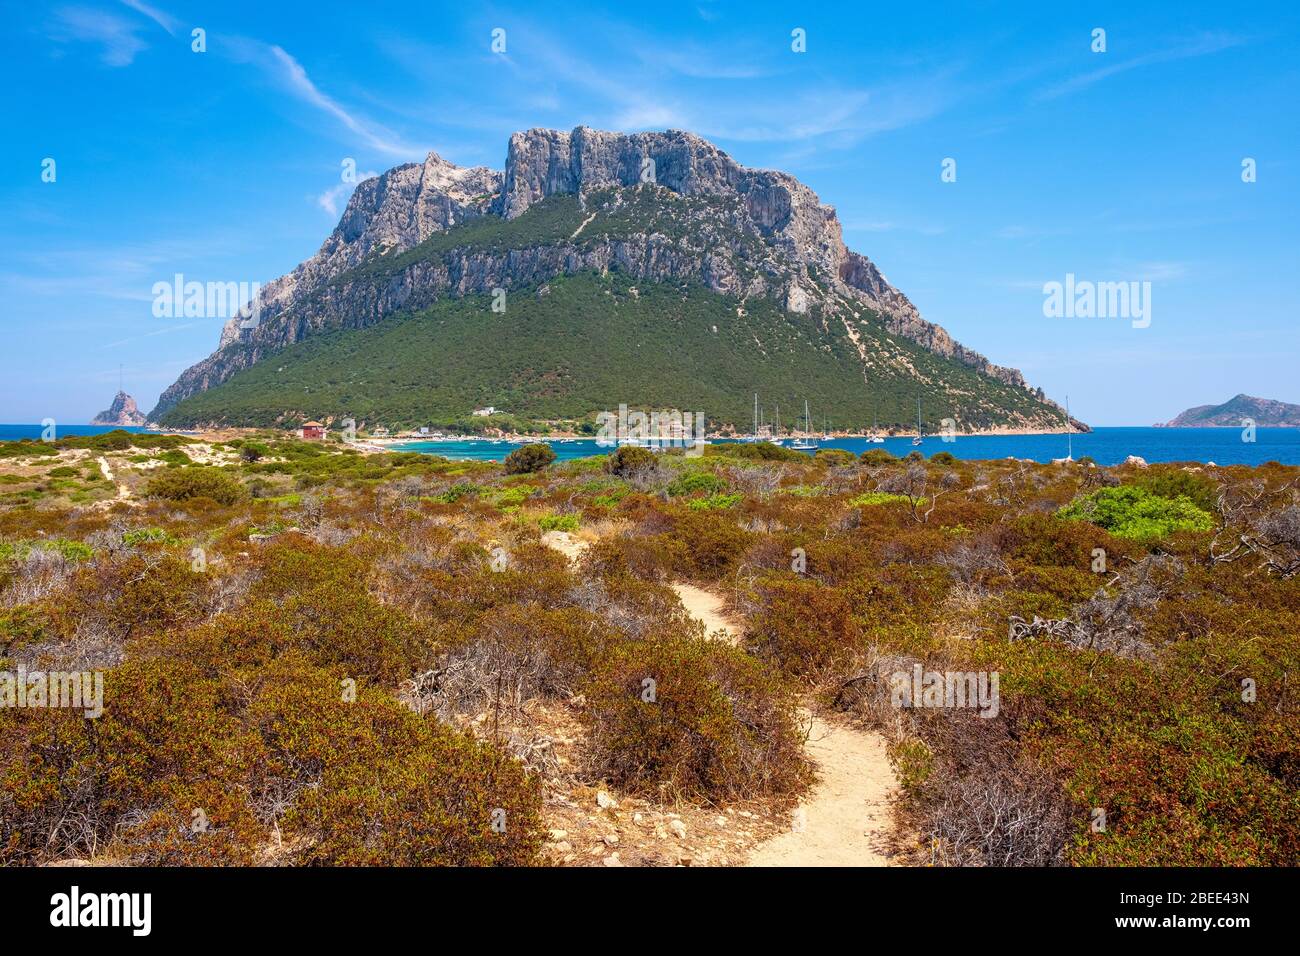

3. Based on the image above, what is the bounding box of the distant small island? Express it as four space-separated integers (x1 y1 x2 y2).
1157 394 1300 428
91 390 147 426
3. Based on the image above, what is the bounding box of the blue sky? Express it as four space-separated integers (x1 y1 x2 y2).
1 0 1296 425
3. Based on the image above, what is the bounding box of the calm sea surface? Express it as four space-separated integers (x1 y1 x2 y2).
0 425 151 440
3 425 1296 467
392 427 1300 467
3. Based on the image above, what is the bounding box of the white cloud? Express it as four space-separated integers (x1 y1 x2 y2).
1130 261 1189 282
49 6 149 66
1035 32 1246 102
316 171 378 217
612 103 689 131
119 0 177 35
264 45 421 157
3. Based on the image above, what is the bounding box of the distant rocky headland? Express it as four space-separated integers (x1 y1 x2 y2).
91 390 147 426
1158 394 1300 428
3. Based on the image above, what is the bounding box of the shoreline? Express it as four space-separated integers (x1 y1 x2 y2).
375 425 1079 445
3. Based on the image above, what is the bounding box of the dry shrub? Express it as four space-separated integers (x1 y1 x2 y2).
159 542 441 682
833 650 1080 867
0 655 544 866
658 509 754 580
582 633 810 801
579 533 674 582
744 576 863 680
20 553 212 671
255 661 543 866
924 764 1076 866
406 604 618 719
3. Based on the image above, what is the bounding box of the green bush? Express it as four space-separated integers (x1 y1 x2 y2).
239 442 269 463
146 466 244 505
1058 485 1214 541
814 448 855 467
538 513 579 532
0 537 94 563
504 443 556 474
605 445 657 477
121 527 178 547
705 441 804 462
850 490 917 506
433 482 479 503
1135 469 1219 514
860 448 897 465
686 492 743 511
666 470 724 498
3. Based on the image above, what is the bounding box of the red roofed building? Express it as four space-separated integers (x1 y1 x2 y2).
300 421 326 440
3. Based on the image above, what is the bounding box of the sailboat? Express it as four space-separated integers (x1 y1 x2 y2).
822 416 833 442
912 398 924 446
867 405 885 442
791 400 819 450
1053 395 1074 463
739 393 760 442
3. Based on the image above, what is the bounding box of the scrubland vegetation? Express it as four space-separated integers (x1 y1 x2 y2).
0 430 1296 866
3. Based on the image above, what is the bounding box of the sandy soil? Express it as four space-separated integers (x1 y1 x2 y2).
670 583 741 643
747 713 899 867
539 530 590 561
98 456 131 502
538 529 903 867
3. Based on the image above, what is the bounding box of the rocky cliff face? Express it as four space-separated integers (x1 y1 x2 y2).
92 390 147 426
153 127 1045 420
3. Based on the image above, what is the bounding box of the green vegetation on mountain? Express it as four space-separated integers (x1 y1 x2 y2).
159 271 1060 433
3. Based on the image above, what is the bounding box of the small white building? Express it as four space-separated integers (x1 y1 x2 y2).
472 406 499 417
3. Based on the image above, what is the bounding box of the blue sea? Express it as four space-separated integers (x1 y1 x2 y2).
392 428 1300 467
0 424 152 441
3 424 1297 467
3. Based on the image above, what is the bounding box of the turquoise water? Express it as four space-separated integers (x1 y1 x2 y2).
0 424 151 441
2 424 1296 466
393 428 1300 467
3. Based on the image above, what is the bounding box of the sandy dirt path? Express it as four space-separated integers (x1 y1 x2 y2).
540 530 589 562
539 531 900 865
670 583 741 643
663 579 900 866
746 713 898 867
98 456 131 501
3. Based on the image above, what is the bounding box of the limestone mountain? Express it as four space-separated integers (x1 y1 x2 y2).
1159 394 1300 428
91 390 147 426
151 126 1078 433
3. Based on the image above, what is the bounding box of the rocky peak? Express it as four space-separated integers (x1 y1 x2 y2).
157 125 1045 419
91 390 146 426
216 151 502 350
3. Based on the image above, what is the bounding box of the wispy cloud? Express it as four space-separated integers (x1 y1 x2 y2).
48 6 150 66
264 45 420 157
119 0 177 36
479 21 957 150
1035 32 1246 102
1126 260 1190 282
316 170 377 217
